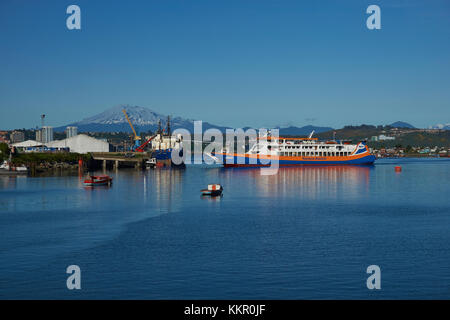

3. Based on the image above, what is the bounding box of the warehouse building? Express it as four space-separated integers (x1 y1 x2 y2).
13 134 111 154
45 134 111 153
12 140 44 149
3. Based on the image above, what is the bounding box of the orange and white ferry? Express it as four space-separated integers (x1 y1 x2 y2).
213 131 376 167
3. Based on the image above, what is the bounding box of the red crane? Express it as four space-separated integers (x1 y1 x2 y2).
135 129 164 152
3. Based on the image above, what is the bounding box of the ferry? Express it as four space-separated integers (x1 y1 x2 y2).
213 131 376 167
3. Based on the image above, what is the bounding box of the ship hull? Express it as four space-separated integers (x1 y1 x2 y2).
217 153 376 167
151 148 185 168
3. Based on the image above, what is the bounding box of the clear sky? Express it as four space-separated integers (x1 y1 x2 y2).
1 0 449 130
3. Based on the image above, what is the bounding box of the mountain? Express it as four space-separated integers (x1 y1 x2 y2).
55 105 228 133
55 105 335 136
389 121 415 129
429 123 450 130
277 125 334 136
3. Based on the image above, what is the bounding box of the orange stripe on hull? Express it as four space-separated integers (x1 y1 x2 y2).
218 153 373 162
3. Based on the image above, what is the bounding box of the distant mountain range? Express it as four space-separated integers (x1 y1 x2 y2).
54 105 447 135
277 125 334 136
55 105 335 135
429 123 450 130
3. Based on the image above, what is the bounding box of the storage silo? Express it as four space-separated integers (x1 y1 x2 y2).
66 126 78 139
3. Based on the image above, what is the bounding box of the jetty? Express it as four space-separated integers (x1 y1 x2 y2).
92 152 150 169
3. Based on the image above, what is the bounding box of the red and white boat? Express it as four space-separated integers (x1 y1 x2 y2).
83 175 113 186
201 184 223 197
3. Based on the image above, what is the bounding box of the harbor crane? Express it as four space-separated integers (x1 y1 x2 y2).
122 109 141 149
122 108 165 152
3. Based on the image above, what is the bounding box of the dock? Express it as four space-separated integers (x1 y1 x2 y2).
91 152 150 169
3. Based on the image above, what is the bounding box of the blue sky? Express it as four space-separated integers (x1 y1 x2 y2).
1 0 449 130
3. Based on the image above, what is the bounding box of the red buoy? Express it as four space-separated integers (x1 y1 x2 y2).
395 166 402 172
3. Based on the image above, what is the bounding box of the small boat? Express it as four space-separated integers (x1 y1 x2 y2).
201 184 223 197
0 161 28 175
83 175 113 187
145 158 157 169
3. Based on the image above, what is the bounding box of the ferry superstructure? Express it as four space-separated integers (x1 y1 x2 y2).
214 132 376 167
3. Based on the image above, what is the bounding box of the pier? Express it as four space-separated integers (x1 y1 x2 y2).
91 152 150 169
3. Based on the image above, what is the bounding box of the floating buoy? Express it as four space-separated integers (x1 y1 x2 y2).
395 166 402 172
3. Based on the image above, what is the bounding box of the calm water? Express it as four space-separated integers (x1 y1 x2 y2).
0 158 449 299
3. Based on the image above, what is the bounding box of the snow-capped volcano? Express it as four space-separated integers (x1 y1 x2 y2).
76 105 165 126
56 105 226 133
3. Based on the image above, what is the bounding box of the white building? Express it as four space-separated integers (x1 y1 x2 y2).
12 140 44 149
45 134 111 153
378 134 395 141
41 126 54 143
66 126 78 138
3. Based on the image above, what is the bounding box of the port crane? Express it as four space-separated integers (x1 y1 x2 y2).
122 108 166 152
122 109 142 149
135 131 162 152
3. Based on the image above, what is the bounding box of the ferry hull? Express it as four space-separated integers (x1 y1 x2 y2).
217 153 376 167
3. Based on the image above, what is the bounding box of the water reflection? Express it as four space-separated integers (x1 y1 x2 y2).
149 168 184 214
218 165 372 201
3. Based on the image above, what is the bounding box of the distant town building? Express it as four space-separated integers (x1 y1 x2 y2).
41 126 54 143
66 126 78 138
378 134 395 141
370 136 379 142
0 131 9 143
35 129 42 143
10 131 25 143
